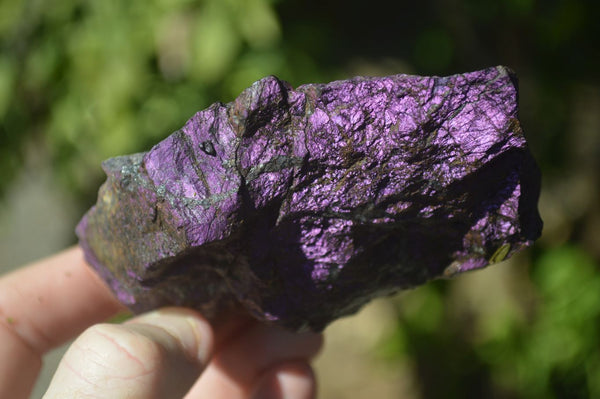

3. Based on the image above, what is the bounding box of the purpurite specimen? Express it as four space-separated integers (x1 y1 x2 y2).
77 66 542 331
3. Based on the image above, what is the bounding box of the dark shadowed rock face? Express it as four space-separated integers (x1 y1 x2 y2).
77 66 542 331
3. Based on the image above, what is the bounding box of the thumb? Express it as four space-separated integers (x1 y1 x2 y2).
43 308 214 399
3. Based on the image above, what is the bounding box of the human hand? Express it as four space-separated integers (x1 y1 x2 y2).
0 247 323 398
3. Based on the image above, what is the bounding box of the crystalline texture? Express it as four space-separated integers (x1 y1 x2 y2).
77 66 542 331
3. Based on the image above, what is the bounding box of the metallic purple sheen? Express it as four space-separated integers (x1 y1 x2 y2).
76 66 542 331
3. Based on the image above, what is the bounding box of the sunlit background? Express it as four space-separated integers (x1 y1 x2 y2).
1 0 599 397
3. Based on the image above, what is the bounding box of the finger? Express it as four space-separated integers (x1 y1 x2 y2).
0 326 41 399
43 308 214 399
0 246 123 353
0 246 124 398
186 324 323 398
250 361 317 399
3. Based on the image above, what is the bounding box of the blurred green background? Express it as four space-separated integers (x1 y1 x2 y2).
1 0 599 397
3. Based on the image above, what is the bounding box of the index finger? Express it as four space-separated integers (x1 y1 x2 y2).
0 246 125 354
0 246 125 398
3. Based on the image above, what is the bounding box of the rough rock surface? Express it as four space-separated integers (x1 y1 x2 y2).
77 66 542 331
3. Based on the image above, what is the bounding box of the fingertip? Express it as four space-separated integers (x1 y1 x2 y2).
44 308 215 398
128 307 215 365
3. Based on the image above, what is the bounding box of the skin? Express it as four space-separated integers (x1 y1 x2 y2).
0 247 323 398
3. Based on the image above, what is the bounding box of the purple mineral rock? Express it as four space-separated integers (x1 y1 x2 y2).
77 66 542 331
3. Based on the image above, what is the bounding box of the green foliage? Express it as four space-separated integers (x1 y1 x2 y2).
506 246 600 398
2 0 598 198
378 247 600 398
0 0 327 199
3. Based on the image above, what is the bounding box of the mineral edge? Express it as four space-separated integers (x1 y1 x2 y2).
77 66 543 331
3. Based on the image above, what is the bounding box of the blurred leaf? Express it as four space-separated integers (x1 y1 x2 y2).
0 0 21 37
399 284 445 333
0 57 16 118
191 1 241 83
236 0 281 48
